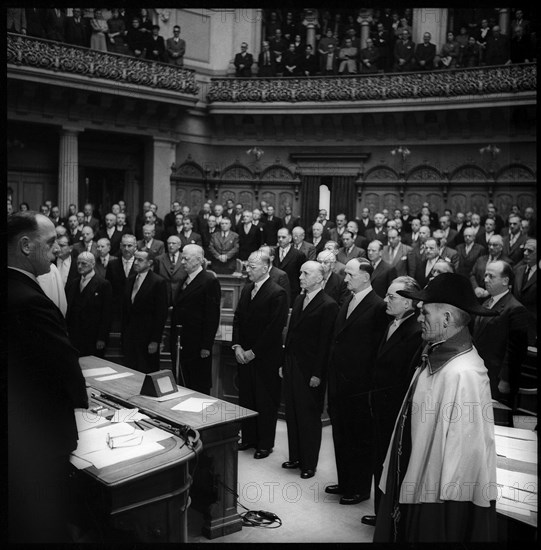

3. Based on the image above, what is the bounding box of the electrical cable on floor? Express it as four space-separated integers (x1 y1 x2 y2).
216 478 283 529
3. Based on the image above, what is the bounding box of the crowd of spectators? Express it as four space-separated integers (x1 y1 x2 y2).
7 8 536 75
245 7 536 76
6 7 186 66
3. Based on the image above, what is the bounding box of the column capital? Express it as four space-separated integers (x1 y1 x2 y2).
60 125 85 135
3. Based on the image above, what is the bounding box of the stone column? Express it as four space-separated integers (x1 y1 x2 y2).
58 127 82 214
148 137 177 217
306 23 316 50
359 20 370 49
499 8 510 34
412 8 448 54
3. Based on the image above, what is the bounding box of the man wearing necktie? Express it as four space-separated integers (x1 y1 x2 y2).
94 237 117 279
122 249 168 374
325 258 388 505
153 235 186 306
170 244 220 393
375 273 499 543
472 260 529 403
65 251 112 358
281 261 339 479
233 250 289 459
258 41 276 76
362 276 422 528
166 25 186 66
208 217 239 274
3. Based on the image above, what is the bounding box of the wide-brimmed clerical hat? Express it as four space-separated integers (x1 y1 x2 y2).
396 273 499 316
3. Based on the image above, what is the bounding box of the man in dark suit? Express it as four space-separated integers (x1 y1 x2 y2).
44 7 66 42
365 212 387 245
300 44 319 75
413 237 440 288
106 233 137 331
55 234 80 287
64 7 88 46
67 214 82 245
317 250 349 306
274 227 306 306
258 40 277 76
262 205 283 246
171 245 221 394
362 276 423 527
153 235 187 306
178 217 203 250
414 31 436 69
208 217 239 274
260 245 292 304
146 25 167 62
8 212 88 542
25 7 46 38
233 250 289 458
336 231 366 265
475 217 497 251
473 260 529 405
382 229 411 278
72 225 98 258
328 213 348 247
65 252 112 358
282 204 300 233
238 210 262 260
470 235 511 301
137 224 165 256
94 237 118 280
502 215 527 265
291 226 316 260
201 214 219 252
82 202 100 234
163 201 182 234
326 258 388 505
282 261 339 479
122 249 169 374
512 238 537 346
97 213 122 256
367 240 397 298
439 214 458 249
455 227 485 278
310 222 329 256
357 207 375 237
234 42 254 76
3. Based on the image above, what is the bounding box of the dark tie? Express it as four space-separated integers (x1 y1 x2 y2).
522 266 531 290
170 254 176 265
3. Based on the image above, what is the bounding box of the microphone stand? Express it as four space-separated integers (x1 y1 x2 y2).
175 324 186 386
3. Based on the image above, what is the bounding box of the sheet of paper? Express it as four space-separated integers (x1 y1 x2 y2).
139 387 195 401
171 396 218 412
496 500 532 517
75 423 135 455
142 427 174 443
494 425 537 441
497 468 538 490
83 441 164 469
495 436 537 463
95 372 134 381
499 486 538 512
69 454 93 470
74 409 109 432
111 408 140 423
82 366 117 378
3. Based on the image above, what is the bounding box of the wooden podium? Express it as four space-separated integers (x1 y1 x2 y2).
79 356 257 539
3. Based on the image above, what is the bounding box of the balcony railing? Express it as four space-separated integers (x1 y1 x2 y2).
207 63 536 103
7 33 198 95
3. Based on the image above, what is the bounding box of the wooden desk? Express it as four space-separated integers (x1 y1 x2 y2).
71 394 200 542
80 356 258 539
494 425 537 539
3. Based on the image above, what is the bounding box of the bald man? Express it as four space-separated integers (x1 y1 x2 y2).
281 261 339 478
65 251 112 357
171 244 221 393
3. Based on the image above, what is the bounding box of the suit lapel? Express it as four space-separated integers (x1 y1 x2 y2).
522 269 536 291
179 270 204 300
